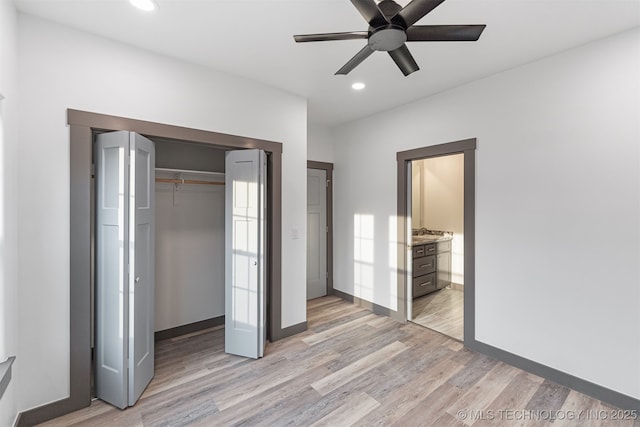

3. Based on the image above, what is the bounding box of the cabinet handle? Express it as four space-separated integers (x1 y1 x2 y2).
420 281 432 287
420 264 432 268
427 247 435 252
416 249 424 254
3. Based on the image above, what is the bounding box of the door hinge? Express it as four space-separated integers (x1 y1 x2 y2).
326 179 330 188
326 271 329 279
326 226 329 233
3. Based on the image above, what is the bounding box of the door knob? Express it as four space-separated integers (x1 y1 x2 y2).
135 277 140 283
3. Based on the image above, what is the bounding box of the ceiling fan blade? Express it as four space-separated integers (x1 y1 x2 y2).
335 45 375 75
351 0 389 26
388 44 419 76
406 25 486 42
294 32 369 43
397 0 446 28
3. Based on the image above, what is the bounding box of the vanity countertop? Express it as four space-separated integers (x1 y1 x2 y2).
412 234 453 246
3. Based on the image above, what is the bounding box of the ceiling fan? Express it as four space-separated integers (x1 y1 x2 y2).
293 0 486 76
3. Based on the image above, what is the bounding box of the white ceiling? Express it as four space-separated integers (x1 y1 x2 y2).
14 0 640 126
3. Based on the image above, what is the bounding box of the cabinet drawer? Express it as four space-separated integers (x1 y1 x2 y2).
412 273 437 298
412 243 436 258
412 255 436 276
437 240 451 253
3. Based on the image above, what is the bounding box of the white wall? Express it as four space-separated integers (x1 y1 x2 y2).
155 174 225 332
0 0 19 425
307 123 334 163
333 28 640 400
16 14 307 412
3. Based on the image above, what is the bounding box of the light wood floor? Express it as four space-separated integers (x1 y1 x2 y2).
39 296 633 427
412 286 464 341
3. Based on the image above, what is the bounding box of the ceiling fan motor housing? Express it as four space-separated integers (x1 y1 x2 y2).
368 25 407 51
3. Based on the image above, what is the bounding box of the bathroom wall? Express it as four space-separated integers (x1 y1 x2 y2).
417 154 464 284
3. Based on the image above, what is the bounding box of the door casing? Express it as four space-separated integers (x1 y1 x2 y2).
396 138 476 345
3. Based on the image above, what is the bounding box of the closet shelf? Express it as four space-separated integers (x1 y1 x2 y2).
155 168 224 186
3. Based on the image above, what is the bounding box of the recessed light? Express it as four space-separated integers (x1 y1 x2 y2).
129 0 157 12
352 82 366 90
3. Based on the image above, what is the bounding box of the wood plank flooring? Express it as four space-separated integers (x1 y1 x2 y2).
38 296 636 427
412 286 464 341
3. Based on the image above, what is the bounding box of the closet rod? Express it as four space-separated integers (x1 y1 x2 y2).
155 167 224 177
155 178 224 186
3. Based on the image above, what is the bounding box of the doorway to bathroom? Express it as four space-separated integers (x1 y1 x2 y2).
409 153 464 340
396 138 476 345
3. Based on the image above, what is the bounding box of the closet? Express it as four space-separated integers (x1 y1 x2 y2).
153 139 227 333
154 139 267 358
93 133 267 409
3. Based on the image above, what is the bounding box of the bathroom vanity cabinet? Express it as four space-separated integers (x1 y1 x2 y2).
412 238 451 298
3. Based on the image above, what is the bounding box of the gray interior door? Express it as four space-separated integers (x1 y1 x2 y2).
127 133 155 406
225 149 267 359
95 131 129 409
95 131 155 409
306 168 327 300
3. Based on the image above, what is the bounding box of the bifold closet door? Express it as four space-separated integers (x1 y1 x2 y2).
95 131 155 409
225 149 267 359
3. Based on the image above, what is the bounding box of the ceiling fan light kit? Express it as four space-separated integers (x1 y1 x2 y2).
369 25 407 51
293 0 486 76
